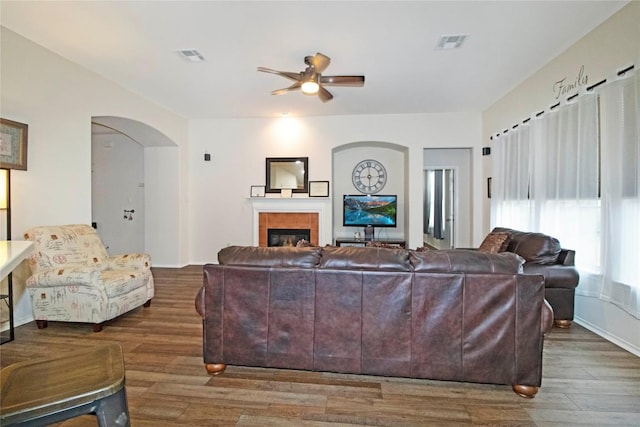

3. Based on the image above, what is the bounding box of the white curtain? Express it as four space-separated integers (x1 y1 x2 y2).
532 94 601 273
491 65 640 319
491 122 535 231
594 70 640 317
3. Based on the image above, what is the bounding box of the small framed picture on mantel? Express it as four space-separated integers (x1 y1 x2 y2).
280 188 293 198
250 185 265 197
309 181 330 197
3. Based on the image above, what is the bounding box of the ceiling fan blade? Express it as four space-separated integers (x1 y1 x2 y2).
320 75 365 86
317 86 334 103
257 67 301 82
309 53 331 73
272 81 302 95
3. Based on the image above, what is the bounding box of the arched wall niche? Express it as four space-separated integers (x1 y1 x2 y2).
332 141 409 243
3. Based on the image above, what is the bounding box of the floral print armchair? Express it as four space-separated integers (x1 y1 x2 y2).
23 224 154 332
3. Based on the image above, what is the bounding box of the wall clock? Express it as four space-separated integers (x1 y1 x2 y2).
352 159 387 194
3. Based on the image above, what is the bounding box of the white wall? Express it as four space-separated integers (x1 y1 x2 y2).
482 2 640 355
145 146 184 267
0 28 189 325
189 113 482 263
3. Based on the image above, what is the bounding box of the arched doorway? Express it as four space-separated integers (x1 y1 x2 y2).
91 116 175 255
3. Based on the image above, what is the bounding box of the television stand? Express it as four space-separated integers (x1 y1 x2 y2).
364 225 375 241
335 239 406 248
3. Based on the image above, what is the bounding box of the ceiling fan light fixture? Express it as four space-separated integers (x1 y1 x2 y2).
301 80 319 94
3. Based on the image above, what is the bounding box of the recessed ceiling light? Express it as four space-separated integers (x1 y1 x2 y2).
177 49 205 62
435 34 468 50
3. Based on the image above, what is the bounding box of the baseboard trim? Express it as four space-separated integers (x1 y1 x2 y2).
13 313 35 329
575 316 640 357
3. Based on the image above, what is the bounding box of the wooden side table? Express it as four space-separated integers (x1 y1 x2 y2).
0 344 130 426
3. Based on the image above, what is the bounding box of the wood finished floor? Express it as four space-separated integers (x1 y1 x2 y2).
1 265 638 426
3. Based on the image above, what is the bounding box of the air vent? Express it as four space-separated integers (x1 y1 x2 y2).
177 49 205 62
435 34 468 50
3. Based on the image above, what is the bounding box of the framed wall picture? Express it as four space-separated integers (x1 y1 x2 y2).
250 185 265 197
0 118 28 170
487 177 492 199
309 180 330 197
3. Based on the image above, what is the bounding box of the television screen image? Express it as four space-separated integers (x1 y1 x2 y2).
343 195 397 227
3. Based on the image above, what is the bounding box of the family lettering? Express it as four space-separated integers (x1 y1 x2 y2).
553 65 588 99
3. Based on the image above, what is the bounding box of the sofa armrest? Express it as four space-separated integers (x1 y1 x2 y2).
542 299 554 335
26 266 100 288
195 286 205 318
556 249 575 266
108 253 152 270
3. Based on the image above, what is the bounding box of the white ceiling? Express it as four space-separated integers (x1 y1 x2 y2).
0 1 629 119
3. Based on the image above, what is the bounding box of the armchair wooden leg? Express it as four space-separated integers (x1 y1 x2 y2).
143 299 152 308
93 323 104 333
36 320 48 329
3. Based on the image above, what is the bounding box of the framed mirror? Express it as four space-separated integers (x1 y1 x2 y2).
266 157 309 194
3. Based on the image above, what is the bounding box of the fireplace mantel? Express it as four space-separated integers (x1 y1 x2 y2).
250 198 332 246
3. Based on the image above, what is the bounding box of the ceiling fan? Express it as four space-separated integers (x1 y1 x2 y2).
257 52 365 103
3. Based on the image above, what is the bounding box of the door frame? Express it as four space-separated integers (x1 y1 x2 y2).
423 165 458 249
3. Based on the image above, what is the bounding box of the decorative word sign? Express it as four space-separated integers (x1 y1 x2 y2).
553 65 589 99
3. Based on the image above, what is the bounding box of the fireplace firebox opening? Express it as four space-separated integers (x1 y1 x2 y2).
268 228 311 247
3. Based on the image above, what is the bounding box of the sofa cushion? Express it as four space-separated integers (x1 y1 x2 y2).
319 246 411 271
101 270 148 298
218 246 322 268
409 249 524 274
493 227 561 264
478 231 512 253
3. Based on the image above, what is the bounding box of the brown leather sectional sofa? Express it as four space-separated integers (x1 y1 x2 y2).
491 227 580 328
196 246 553 397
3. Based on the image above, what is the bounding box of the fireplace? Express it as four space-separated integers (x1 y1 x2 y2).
258 212 318 246
250 199 331 247
267 228 311 247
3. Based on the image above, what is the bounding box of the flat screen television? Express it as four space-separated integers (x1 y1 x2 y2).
343 194 397 228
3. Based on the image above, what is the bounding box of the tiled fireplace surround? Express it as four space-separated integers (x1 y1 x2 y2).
251 199 332 247
261 213 317 246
